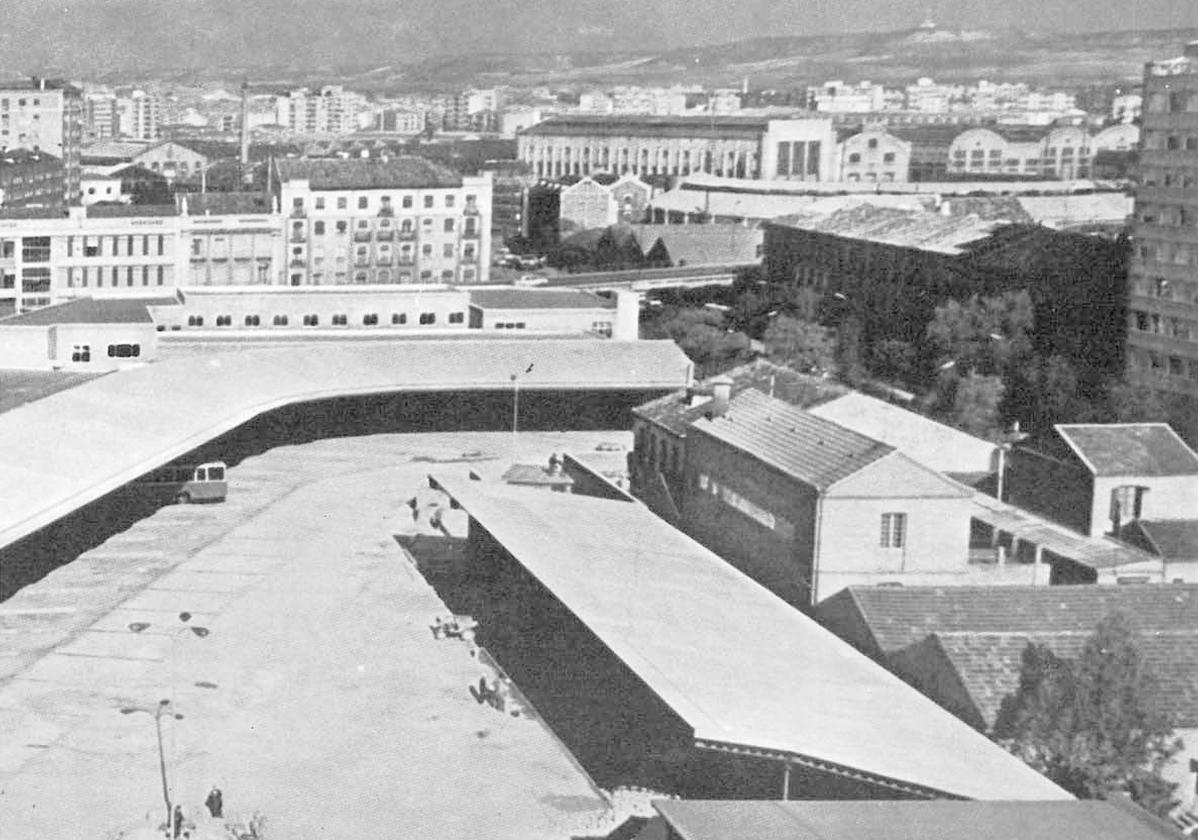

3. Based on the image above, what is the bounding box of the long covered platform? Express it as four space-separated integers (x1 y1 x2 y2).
429 474 1069 802
0 338 690 555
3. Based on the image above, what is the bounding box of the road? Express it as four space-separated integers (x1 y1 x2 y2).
0 431 629 840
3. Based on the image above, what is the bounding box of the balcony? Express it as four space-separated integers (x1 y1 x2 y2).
397 229 417 241
398 256 415 266
464 204 481 216
290 208 306 219
462 253 478 264
462 229 480 240
377 206 395 218
375 230 395 242
289 259 307 269
354 257 372 268
352 231 372 243
290 233 306 243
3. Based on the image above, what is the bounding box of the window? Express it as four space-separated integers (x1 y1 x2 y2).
303 314 319 326
422 243 433 257
448 312 464 324
358 196 368 210
848 152 861 163
22 236 50 262
419 312 436 325
188 315 204 327
336 221 348 234
445 195 455 208
882 152 895 163
337 197 347 209
332 314 348 326
443 218 455 232
363 313 379 326
442 243 454 258
441 270 454 281
315 197 325 210
314 221 325 235
273 315 289 326
880 513 906 548
392 312 407 325
71 344 90 363
106 343 140 358
423 195 434 208
402 195 413 208
215 315 232 327
292 197 304 212
244 314 261 326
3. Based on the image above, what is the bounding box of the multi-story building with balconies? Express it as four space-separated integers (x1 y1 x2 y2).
273 157 492 286
0 78 84 205
1128 42 1198 401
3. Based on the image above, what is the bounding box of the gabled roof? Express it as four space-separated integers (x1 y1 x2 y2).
633 360 849 437
1123 520 1198 560
817 584 1198 728
1055 423 1198 477
690 389 894 491
274 157 462 190
770 204 1001 255
629 223 762 267
819 584 1198 656
653 800 1175 840
0 297 167 326
180 192 274 215
808 391 995 475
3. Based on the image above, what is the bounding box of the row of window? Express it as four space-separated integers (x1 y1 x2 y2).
182 311 466 328
293 217 479 237
70 343 141 363
1136 204 1198 227
1132 309 1198 340
292 193 477 213
1130 348 1198 382
1147 134 1198 152
65 235 167 258
847 152 897 164
65 265 168 289
288 267 477 285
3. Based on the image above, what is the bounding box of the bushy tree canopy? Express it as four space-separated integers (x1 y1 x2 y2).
994 612 1180 817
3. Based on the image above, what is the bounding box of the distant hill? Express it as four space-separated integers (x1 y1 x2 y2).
2 7 1195 91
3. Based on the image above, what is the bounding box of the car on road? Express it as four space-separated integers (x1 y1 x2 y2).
514 275 549 287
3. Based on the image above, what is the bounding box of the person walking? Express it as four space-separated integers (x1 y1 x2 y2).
205 786 223 819
172 805 185 839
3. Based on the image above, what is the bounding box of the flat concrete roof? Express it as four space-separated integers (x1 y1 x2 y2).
430 475 1070 801
0 339 690 552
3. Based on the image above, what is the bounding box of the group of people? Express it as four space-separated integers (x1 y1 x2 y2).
167 785 223 839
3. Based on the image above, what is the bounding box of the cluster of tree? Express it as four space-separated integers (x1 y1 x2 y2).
994 612 1180 818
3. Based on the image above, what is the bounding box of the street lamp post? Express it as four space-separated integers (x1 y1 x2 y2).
126 612 210 834
510 363 534 462
120 699 182 835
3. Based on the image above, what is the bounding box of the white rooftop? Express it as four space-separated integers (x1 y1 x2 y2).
431 474 1070 801
0 339 690 552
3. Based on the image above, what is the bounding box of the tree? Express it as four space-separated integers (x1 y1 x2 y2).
994 612 1180 817
935 371 1005 440
926 291 1035 377
834 315 866 386
1104 378 1171 424
762 315 836 375
646 306 751 378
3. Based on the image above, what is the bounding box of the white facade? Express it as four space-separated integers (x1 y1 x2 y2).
115 91 160 140
80 175 126 205
276 168 493 286
274 86 365 135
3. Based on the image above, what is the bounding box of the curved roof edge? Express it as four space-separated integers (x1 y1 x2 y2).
0 339 691 551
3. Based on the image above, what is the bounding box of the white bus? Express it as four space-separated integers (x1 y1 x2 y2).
136 461 229 504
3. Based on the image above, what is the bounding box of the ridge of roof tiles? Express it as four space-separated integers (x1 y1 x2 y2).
274 156 463 189
1055 423 1198 477
691 388 893 490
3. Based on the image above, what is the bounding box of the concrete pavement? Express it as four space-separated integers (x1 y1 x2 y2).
0 431 629 839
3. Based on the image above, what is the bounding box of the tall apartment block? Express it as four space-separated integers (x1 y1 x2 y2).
0 78 84 204
274 157 492 286
1128 42 1198 398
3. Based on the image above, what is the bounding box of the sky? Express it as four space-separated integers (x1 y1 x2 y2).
2 0 1197 73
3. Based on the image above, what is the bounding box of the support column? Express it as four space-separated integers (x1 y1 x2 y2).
782 761 792 800
1032 545 1045 585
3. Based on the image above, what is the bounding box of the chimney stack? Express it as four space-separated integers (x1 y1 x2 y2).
709 375 733 418
1187 41 1198 59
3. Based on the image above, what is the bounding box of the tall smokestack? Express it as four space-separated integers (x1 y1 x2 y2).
239 79 251 186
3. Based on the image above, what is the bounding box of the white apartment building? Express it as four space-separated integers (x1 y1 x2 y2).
274 157 492 286
115 91 160 140
0 79 84 204
274 86 365 135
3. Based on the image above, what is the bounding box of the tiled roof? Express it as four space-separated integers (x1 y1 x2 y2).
1055 423 1198 477
942 195 1033 223
468 288 614 311
181 192 274 215
632 360 849 437
0 297 168 326
653 800 1178 840
80 141 152 162
1125 520 1198 559
691 389 893 490
820 584 1198 654
629 223 762 266
86 204 178 218
274 157 463 190
0 149 60 167
770 205 1001 255
933 628 1198 728
818 584 1198 728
